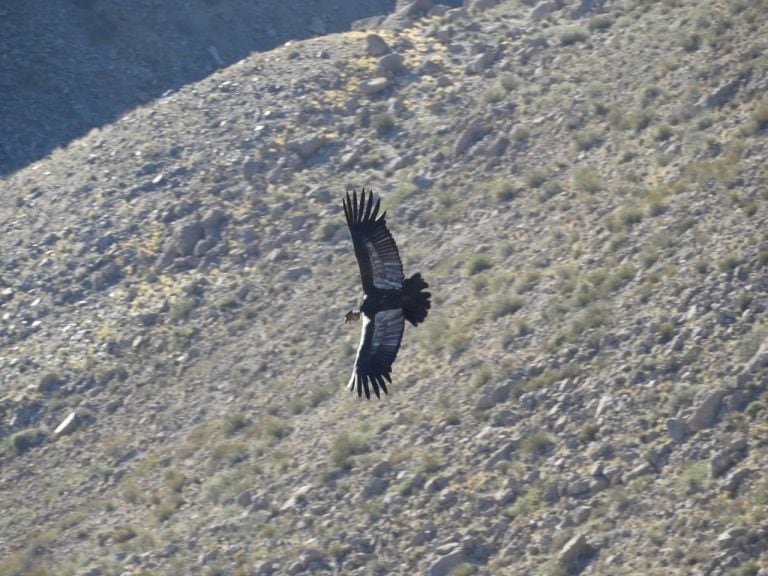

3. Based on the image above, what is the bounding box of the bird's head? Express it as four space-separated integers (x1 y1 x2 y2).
344 310 361 324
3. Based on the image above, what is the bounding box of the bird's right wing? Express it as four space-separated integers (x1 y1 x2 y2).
348 308 405 399
343 189 404 293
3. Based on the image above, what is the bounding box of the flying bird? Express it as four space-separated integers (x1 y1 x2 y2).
343 188 431 399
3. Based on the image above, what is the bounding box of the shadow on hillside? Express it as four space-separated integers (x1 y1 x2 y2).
0 0 398 177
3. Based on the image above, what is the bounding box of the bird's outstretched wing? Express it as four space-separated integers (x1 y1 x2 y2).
348 308 405 399
343 189 404 293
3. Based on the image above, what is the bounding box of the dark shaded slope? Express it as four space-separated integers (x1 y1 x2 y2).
0 0 396 176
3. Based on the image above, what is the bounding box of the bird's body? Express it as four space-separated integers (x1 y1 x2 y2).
343 189 431 399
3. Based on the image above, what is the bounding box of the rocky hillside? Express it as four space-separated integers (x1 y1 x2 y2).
1 0 768 574
0 0 417 177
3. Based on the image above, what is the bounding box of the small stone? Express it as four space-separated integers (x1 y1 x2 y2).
566 477 591 497
625 463 654 481
283 266 312 282
54 412 80 437
360 476 388 499
377 53 406 77
425 475 449 493
360 77 391 96
492 409 518 426
710 439 748 478
531 0 560 20
286 133 325 159
428 545 466 576
236 490 253 507
454 118 487 156
723 468 751 497
38 372 65 394
475 380 511 410
666 418 688 442
371 460 392 477
201 208 228 238
716 526 748 549
741 338 768 375
465 50 496 74
557 533 594 569
484 440 516 471
175 222 205 257
281 484 312 511
366 34 390 56
687 388 728 431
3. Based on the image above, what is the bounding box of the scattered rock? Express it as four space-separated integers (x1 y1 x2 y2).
54 412 80 437
175 221 205 257
281 484 313 512
38 372 65 394
359 77 392 96
454 118 488 156
687 388 728 431
377 53 406 77
425 475 449 493
465 50 496 75
716 526 748 550
371 459 392 477
666 417 688 443
531 0 562 20
366 34 390 56
286 133 325 160
361 476 389 499
282 266 312 282
710 439 748 478
236 490 253 507
738 337 768 383
625 463 654 481
699 77 743 108
556 533 595 572
484 440 516 471
427 544 465 576
475 379 511 410
201 208 228 238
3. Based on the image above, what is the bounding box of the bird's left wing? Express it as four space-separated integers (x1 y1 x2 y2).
348 308 405 399
343 189 404 292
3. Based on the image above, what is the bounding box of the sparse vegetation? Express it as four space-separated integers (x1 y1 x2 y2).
750 98 768 132
2 0 767 573
371 112 395 136
560 27 589 46
466 254 493 276
330 430 372 469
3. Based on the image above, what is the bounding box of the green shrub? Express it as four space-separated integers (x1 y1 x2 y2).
751 98 768 132
371 112 395 136
482 84 507 104
490 295 524 319
653 123 674 141
511 126 530 142
588 15 613 31
331 431 371 468
490 179 518 203
525 167 548 188
521 430 555 456
572 166 603 194
560 27 589 45
506 487 543 519
466 254 493 276
10 428 47 456
573 129 602 151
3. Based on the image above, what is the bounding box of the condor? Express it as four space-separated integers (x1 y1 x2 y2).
342 189 431 399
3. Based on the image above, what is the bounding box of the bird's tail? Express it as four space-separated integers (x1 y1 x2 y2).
402 272 431 327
